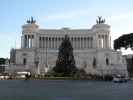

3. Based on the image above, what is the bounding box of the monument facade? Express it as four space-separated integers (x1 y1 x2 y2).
10 17 128 76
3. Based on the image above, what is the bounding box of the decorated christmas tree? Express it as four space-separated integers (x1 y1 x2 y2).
53 34 77 76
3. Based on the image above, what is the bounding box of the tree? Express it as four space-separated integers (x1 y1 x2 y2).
0 58 6 73
0 58 6 65
114 33 133 50
53 34 77 76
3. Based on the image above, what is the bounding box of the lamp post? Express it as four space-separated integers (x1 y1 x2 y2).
45 37 48 73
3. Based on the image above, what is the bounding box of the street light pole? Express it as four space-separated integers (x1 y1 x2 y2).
45 37 48 73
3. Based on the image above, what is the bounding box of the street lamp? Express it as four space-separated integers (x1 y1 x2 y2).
45 37 48 73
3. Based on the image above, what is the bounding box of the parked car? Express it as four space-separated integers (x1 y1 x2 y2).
113 74 128 83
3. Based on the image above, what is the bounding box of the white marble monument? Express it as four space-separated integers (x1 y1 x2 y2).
10 16 128 76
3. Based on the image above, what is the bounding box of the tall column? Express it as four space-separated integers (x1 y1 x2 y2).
26 35 28 48
105 35 106 48
30 36 32 48
98 35 101 48
49 37 50 48
74 37 76 49
53 37 55 49
44 37 45 48
30 35 32 48
82 37 84 49
88 37 90 48
31 35 32 48
78 37 80 49
40 37 42 48
43 37 44 48
58 37 61 47
49 37 51 48
102 35 104 48
26 35 29 48
73 37 75 49
81 37 83 49
25 35 27 48
29 35 30 48
105 35 107 48
47 37 49 49
57 37 59 49
81 37 82 49
96 34 99 49
24 35 26 48
22 35 24 48
89 37 92 48
106 35 109 48
56 37 58 49
50 37 52 48
55 37 57 49
52 36 54 49
75 37 77 49
53 37 54 49
101 35 103 48
77 37 79 49
91 37 93 48
54 37 56 49
41 37 43 48
107 34 109 48
79 37 81 49
51 37 53 48
53 37 55 48
50 37 51 48
41 37 42 48
27 35 29 48
84 37 86 48
89 37 91 48
103 35 105 48
21 35 23 48
39 37 42 48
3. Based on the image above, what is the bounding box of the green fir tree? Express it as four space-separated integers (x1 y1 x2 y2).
53 34 77 76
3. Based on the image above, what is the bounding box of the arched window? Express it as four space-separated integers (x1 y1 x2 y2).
23 58 27 65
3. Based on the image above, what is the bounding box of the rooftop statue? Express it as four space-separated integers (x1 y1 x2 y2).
96 16 105 24
26 16 36 24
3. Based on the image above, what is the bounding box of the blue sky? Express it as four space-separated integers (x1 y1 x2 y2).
1 0 133 58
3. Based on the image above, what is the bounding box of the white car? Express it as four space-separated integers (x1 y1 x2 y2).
113 75 128 83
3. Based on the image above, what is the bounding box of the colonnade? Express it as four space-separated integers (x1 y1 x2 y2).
98 35 109 48
23 35 34 48
39 36 93 49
